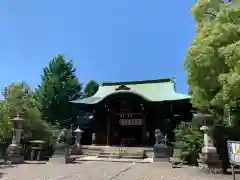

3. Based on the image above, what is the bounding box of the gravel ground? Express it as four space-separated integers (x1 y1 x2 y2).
0 161 236 180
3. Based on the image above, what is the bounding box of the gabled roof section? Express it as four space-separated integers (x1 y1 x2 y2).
71 78 189 104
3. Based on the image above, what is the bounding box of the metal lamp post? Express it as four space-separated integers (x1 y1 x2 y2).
7 114 25 164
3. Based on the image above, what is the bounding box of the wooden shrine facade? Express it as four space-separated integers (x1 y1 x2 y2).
71 78 192 146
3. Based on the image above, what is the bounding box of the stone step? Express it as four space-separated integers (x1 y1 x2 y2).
98 154 121 158
98 151 144 156
98 154 144 159
48 157 66 164
82 149 103 156
102 149 143 154
97 150 145 159
121 155 144 159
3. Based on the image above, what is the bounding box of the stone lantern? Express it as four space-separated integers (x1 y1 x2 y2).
193 113 216 153
7 114 25 164
74 126 83 147
72 126 83 155
193 112 222 171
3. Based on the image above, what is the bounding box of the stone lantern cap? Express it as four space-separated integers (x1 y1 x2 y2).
155 129 160 133
29 140 45 144
12 114 24 129
12 114 24 122
200 125 209 132
74 126 83 133
88 114 94 120
193 112 214 119
193 112 215 126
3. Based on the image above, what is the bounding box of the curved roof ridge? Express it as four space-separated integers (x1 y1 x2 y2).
101 78 174 86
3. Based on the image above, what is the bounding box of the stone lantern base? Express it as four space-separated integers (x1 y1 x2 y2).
198 147 222 173
71 144 82 155
7 144 24 164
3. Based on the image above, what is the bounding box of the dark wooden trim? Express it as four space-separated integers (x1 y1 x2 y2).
106 113 110 145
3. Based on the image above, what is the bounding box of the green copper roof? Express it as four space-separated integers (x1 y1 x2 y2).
71 78 189 104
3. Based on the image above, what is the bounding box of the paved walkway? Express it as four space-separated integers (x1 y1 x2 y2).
0 161 236 180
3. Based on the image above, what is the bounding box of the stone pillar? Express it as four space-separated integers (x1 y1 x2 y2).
92 133 96 145
201 126 216 153
15 129 23 145
199 125 222 172
75 133 81 147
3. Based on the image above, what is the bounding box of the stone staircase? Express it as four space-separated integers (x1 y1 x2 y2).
82 147 103 156
97 147 146 159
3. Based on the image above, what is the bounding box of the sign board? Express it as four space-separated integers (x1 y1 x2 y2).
227 141 240 165
119 119 143 126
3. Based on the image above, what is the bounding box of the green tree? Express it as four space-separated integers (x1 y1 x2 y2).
3 82 39 117
185 1 240 124
0 101 12 142
84 80 99 98
36 54 82 125
1 82 53 144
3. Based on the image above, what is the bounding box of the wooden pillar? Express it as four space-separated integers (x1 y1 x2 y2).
142 114 146 146
106 111 110 146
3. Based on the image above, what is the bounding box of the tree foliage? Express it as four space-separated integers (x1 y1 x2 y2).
175 121 203 163
0 82 53 144
0 101 12 142
185 1 240 124
84 80 99 98
35 55 82 125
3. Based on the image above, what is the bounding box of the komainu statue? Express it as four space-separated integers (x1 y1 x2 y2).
153 129 169 162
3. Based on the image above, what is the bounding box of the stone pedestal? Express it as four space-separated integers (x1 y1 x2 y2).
65 147 75 164
153 144 168 162
171 142 185 167
7 143 24 164
71 144 82 155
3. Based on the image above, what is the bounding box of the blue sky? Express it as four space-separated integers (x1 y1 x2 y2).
0 0 196 98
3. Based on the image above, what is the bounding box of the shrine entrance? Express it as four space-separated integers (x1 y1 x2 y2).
110 112 144 146
119 126 143 146
105 93 147 146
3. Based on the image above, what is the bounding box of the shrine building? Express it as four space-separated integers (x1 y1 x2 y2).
71 78 192 146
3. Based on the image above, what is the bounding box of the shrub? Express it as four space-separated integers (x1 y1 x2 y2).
175 121 203 164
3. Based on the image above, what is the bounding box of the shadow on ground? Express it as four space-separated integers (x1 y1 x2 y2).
23 161 47 165
225 169 240 175
0 172 5 179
